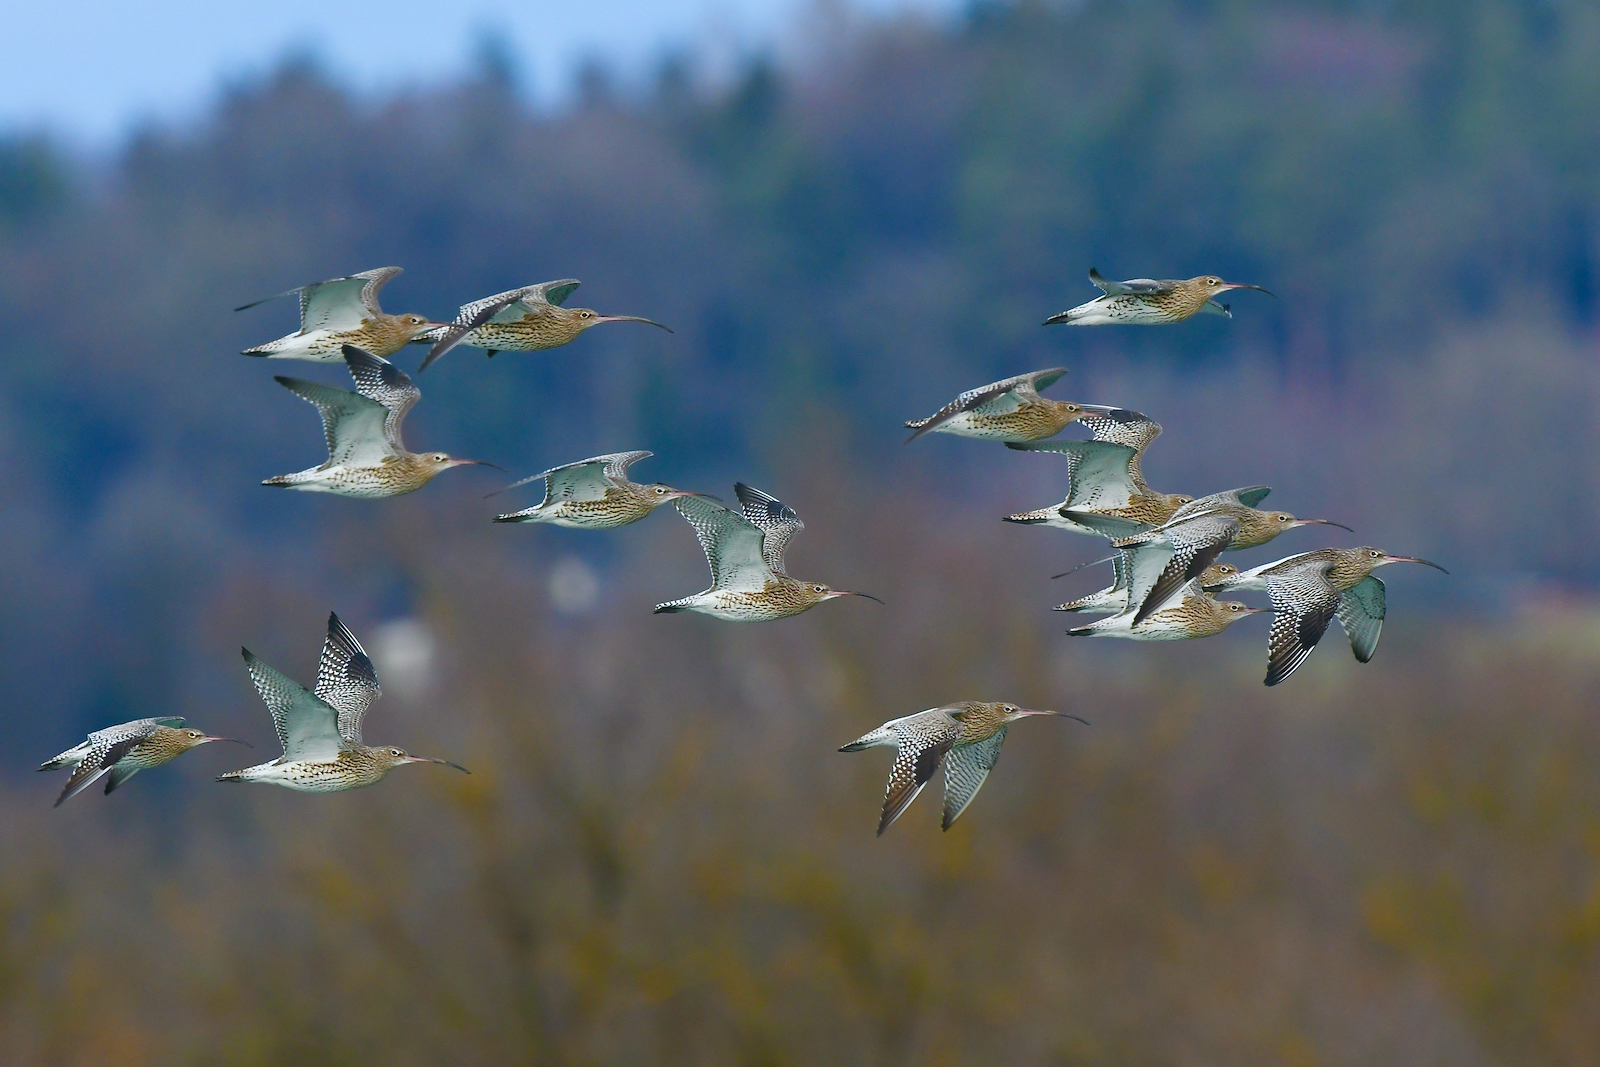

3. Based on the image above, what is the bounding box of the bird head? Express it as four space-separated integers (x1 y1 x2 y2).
421 453 505 479
643 483 710 507
373 746 471 776
804 583 884 608
993 703 1089 725
562 306 673 336
169 727 252 753
1263 512 1352 534
1196 561 1241 588
1347 547 1449 577
1212 600 1268 628
1192 276 1276 300
393 312 455 341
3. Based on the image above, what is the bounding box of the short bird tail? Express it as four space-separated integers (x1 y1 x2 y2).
652 603 688 614
1003 508 1055 524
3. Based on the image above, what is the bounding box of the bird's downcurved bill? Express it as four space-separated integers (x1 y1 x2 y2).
206 736 253 747
1223 283 1277 297
599 315 673 332
1300 518 1354 532
1390 555 1450 573
1030 710 1094 726
453 459 506 472
832 590 885 604
410 756 471 773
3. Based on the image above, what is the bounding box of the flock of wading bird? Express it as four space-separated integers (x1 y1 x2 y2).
41 267 1444 836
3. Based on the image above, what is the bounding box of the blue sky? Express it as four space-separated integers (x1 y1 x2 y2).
4 0 956 145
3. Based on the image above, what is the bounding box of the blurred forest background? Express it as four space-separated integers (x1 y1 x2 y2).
4 0 1600 1062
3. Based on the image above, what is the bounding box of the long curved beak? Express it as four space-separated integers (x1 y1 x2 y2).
449 458 506 472
1383 555 1450 574
202 736 253 747
665 488 715 501
828 590 885 604
406 756 471 773
1294 518 1353 532
1239 606 1271 615
597 315 673 332
1020 709 1090 724
1222 282 1276 297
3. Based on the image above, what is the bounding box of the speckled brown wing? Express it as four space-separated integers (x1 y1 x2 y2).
315 613 382 744
1010 440 1143 512
879 714 960 835
54 732 146 807
1335 576 1387 663
274 377 393 466
242 649 344 762
1264 571 1341 686
302 268 401 330
1075 407 1163 454
940 730 1007 830
733 483 805 577
905 368 1069 441
341 346 419 452
671 494 774 592
1132 513 1241 625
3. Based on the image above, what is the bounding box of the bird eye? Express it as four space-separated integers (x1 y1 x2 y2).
435 454 447 462
391 749 404 757
1370 550 1381 558
654 486 667 494
189 731 201 737
580 310 592 319
813 585 825 593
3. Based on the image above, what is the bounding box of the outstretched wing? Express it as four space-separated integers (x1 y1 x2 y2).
1077 407 1163 454
1263 570 1341 686
419 279 583 370
300 267 402 330
1132 513 1240 625
274 377 393 466
543 457 622 504
941 729 1007 830
1335 576 1387 663
1088 268 1174 296
342 346 419 452
1172 486 1273 522
315 613 382 744
906 368 1069 441
242 649 344 762
1009 440 1143 512
671 495 775 592
734 483 805 577
54 724 158 807
878 713 960 835
492 451 651 504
